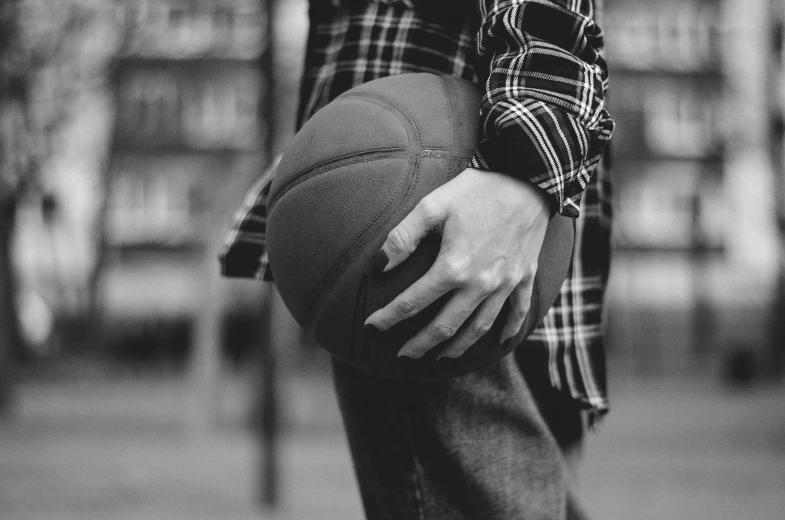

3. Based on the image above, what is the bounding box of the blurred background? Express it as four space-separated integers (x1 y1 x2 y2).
0 0 784 519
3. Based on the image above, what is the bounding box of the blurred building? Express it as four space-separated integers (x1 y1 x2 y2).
11 0 781 377
100 0 271 357
603 0 780 375
605 0 724 251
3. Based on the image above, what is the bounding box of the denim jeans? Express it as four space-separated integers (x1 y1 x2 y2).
332 342 589 520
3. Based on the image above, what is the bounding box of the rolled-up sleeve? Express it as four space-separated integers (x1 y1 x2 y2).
469 0 614 218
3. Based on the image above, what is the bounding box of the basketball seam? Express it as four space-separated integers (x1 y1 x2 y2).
337 92 474 155
340 92 424 148
268 148 408 213
438 75 458 155
290 84 473 330
306 155 419 326
301 93 430 325
305 91 462 325
270 89 468 213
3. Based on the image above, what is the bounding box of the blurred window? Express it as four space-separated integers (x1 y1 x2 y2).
127 0 265 59
644 87 717 158
605 2 721 71
121 72 180 139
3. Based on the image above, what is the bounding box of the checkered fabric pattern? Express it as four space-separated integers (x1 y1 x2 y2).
220 0 613 418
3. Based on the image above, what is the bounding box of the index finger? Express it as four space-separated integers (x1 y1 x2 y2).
364 267 453 331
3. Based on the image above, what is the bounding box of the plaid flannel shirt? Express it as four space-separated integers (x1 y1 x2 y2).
221 0 614 418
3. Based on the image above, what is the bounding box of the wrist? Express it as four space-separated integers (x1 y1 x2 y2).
463 167 553 219
518 178 555 218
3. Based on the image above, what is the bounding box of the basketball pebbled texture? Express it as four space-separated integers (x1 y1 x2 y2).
266 73 574 381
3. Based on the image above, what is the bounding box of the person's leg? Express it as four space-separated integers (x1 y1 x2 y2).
332 351 583 520
515 344 585 477
515 344 591 520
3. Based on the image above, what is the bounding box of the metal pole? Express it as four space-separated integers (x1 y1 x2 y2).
769 0 785 379
256 0 281 506
258 287 280 506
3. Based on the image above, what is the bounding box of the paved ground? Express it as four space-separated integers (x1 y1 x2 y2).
1 370 784 520
579 377 785 520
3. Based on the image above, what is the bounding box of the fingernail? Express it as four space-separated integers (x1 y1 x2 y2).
363 323 378 333
371 249 389 273
365 311 389 330
397 346 420 359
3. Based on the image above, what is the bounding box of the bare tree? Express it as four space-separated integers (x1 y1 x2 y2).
0 0 27 414
0 0 128 413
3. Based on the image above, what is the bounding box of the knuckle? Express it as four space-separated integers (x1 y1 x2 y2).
396 298 420 319
440 256 469 284
431 323 458 341
503 267 524 288
475 271 500 293
387 226 412 254
417 196 440 224
513 301 531 320
510 304 527 320
501 275 518 291
470 320 494 337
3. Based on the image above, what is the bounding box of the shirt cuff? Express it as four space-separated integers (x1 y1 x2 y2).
469 102 613 218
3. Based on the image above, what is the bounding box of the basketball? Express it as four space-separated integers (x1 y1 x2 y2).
266 73 574 381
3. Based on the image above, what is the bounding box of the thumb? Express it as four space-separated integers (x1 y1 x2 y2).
380 197 444 272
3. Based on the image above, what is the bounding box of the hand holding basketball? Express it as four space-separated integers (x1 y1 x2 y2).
364 167 551 360
266 73 574 381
